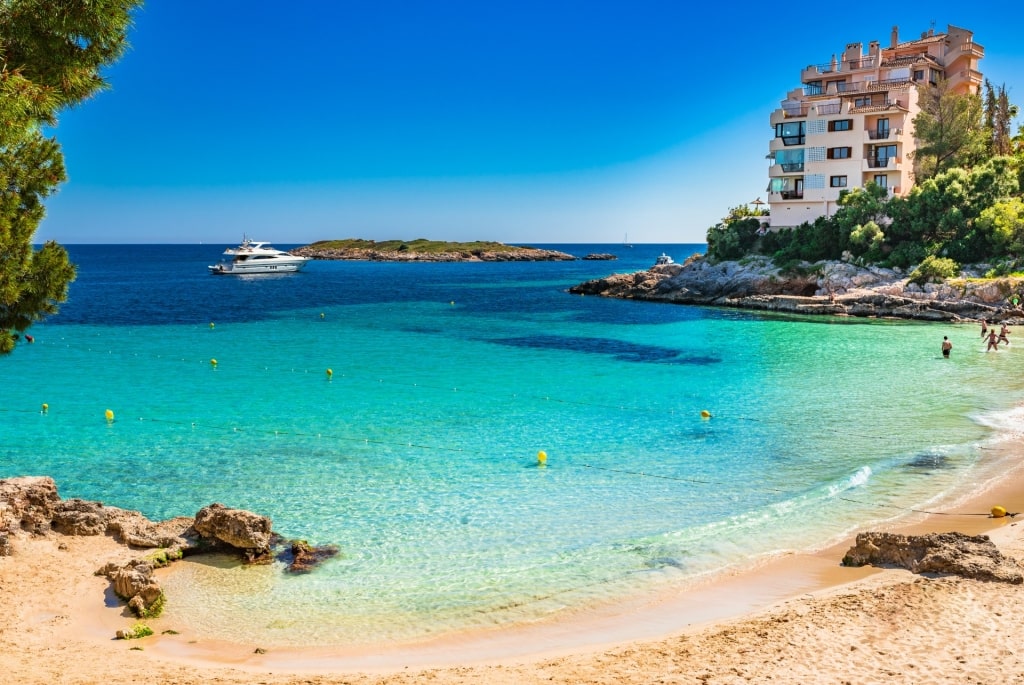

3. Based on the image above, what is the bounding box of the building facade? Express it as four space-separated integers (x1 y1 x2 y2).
767 24 984 229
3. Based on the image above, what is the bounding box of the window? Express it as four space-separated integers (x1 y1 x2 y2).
913 69 925 81
873 174 888 188
854 96 872 107
775 121 805 146
830 176 847 187
827 147 852 159
805 81 822 96
828 119 852 132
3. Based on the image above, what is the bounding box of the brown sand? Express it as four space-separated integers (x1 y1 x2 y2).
3 468 1024 684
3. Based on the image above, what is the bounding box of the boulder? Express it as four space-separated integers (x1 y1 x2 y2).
193 503 273 558
0 532 9 556
100 559 165 617
842 531 1024 583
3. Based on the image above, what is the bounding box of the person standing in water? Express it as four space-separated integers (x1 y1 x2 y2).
999 323 1011 346
987 329 1000 351
942 336 952 358
981 320 988 338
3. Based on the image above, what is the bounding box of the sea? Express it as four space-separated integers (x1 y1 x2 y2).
3 242 1024 647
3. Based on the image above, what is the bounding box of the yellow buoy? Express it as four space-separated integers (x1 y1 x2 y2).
210 358 218 367
320 312 325 319
105 409 114 422
992 505 1008 518
41 403 48 414
700 410 711 419
326 368 333 378
537 450 547 466
209 322 215 329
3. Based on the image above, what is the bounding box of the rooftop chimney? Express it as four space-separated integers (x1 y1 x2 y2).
891 25 899 48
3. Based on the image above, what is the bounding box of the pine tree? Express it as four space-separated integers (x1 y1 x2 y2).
0 0 143 354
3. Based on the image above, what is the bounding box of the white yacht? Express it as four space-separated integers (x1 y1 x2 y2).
654 253 675 266
209 238 310 275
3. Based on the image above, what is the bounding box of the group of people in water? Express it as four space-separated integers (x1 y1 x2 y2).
941 321 1013 358
981 320 1011 352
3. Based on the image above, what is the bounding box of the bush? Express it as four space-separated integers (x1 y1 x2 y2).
909 255 960 285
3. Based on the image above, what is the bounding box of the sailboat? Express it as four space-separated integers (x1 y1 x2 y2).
623 233 633 248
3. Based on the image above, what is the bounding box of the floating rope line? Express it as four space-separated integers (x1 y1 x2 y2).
579 462 788 492
838 496 1017 518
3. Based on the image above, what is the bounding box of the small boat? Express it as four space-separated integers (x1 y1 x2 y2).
654 253 674 266
209 238 310 275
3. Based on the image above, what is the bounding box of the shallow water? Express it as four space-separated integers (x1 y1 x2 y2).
3 244 1022 645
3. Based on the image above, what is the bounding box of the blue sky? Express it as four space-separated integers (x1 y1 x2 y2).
39 2 1023 244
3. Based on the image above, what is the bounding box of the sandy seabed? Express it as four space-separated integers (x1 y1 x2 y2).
4 467 1024 685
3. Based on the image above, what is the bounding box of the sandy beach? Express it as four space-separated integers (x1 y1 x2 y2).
4 458 1024 685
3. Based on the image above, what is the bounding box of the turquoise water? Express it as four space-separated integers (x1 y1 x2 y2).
3 244 1023 645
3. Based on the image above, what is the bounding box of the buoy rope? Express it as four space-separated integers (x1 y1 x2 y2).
837 496 1017 518
135 416 472 454
579 463 788 492
10 339 927 448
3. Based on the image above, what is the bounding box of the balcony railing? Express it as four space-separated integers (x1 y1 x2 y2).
866 157 893 168
868 129 892 140
782 104 811 118
846 57 876 70
780 163 805 172
779 135 805 146
780 190 804 200
817 103 842 115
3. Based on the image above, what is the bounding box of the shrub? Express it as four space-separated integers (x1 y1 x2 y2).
909 255 960 285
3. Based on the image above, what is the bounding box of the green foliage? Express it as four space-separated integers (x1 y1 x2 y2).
0 0 143 354
120 624 154 640
911 79 988 180
705 217 761 261
976 198 1024 256
909 256 960 285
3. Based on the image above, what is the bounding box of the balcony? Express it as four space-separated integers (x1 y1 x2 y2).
864 157 899 169
817 103 842 115
780 190 804 200
780 163 804 173
867 129 894 140
845 57 876 70
782 104 811 118
959 42 985 58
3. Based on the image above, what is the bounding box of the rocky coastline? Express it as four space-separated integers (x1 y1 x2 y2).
570 254 1024 323
0 476 336 628
293 241 575 262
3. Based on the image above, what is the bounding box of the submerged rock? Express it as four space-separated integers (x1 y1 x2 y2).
842 531 1024 583
282 539 341 573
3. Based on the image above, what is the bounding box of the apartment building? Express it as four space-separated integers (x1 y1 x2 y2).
767 24 984 229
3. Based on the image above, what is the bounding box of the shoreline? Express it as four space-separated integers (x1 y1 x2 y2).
4 443 1023 683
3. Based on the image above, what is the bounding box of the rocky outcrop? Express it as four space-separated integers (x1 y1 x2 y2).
99 558 166 617
0 476 60 535
193 503 273 561
582 253 617 260
570 255 1024 323
842 532 1024 583
1 477 335 620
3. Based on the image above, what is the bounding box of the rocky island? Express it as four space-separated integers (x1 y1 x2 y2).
570 254 1024 323
293 239 576 262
